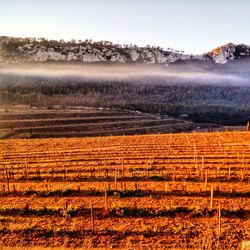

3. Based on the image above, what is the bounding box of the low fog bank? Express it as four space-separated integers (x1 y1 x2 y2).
1 62 250 127
0 62 249 86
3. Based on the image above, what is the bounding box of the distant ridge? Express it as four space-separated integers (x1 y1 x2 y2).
0 36 250 65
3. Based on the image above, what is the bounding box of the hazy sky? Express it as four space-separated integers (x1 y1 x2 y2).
0 0 250 54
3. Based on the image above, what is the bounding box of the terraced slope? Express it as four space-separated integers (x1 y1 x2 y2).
0 108 196 139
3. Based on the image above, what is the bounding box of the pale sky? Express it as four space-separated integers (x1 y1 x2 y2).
0 0 250 54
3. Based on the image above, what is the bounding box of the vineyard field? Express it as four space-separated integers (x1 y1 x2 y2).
0 131 249 249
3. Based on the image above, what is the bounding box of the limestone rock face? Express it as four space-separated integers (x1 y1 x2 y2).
0 36 250 65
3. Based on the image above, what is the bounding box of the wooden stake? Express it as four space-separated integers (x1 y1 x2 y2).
205 169 208 191
25 158 29 179
77 167 81 180
115 166 118 190
228 166 231 180
11 166 14 180
104 184 108 209
173 167 176 181
65 201 68 210
51 167 54 179
91 203 94 232
98 165 100 180
170 200 173 209
46 183 50 192
122 157 124 178
246 121 250 131
183 181 187 192
5 170 10 193
210 184 214 209
36 168 40 178
241 161 245 180
25 202 29 211
165 182 170 192
185 168 188 180
218 202 221 235
201 156 205 181
195 156 199 176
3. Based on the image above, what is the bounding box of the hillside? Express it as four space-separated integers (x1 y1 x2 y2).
0 36 191 65
1 36 250 129
1 36 250 65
